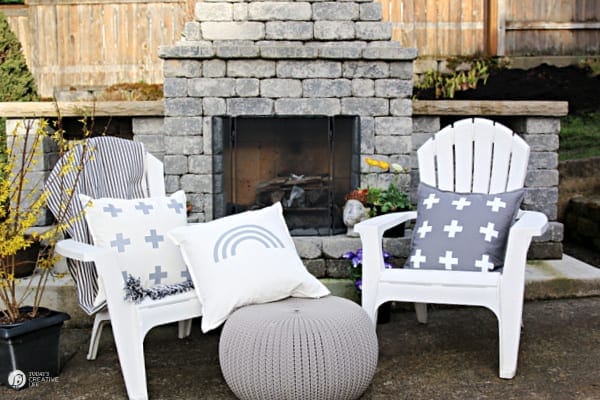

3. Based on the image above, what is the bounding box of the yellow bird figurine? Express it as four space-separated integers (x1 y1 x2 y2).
365 157 390 170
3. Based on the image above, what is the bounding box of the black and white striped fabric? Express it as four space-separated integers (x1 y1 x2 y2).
46 136 147 315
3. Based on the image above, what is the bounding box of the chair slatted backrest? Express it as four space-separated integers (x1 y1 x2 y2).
417 118 530 194
46 136 148 315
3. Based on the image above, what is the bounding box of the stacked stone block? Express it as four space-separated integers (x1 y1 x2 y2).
152 0 562 265
157 0 417 224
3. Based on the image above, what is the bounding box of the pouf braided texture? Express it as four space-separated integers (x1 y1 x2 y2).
219 296 378 400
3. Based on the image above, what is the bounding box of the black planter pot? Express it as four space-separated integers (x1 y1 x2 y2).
0 307 70 390
370 206 408 238
377 302 392 324
383 223 405 238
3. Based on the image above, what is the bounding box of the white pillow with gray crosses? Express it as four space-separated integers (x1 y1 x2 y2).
79 191 190 292
405 183 525 272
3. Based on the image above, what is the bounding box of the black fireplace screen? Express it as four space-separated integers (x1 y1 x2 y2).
212 115 360 236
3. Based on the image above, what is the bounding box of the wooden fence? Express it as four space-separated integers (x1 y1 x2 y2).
1 0 599 97
381 0 600 57
3 0 195 98
499 0 600 56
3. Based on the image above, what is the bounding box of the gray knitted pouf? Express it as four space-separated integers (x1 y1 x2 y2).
219 296 378 400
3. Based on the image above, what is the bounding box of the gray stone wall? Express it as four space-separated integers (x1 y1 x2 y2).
157 0 417 224
147 0 563 284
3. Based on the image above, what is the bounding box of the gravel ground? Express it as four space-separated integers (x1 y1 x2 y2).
2 296 599 400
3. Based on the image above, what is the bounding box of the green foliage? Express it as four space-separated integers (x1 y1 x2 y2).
0 11 38 167
366 184 412 217
415 57 507 99
0 12 38 102
560 112 600 161
376 184 411 212
578 57 600 77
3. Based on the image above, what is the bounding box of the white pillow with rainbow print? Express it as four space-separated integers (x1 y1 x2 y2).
168 202 330 332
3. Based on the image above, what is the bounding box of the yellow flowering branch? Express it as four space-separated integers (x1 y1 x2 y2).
1 111 94 323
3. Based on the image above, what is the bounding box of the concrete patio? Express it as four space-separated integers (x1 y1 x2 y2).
3 255 600 399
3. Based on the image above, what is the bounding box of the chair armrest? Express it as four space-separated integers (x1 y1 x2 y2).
505 210 549 261
502 210 548 282
510 210 548 237
55 239 124 300
56 239 114 263
355 211 417 283
354 211 417 238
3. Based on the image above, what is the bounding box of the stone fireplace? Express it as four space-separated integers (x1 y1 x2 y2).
158 0 417 228
212 115 360 235
149 1 563 286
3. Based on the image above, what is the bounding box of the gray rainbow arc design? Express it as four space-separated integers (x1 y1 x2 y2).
213 224 285 262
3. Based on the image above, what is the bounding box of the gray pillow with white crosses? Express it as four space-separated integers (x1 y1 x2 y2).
79 191 191 293
405 183 525 272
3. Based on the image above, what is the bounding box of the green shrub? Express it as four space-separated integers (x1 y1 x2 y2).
0 12 38 102
0 11 39 164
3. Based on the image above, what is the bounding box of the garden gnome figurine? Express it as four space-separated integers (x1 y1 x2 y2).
343 199 367 237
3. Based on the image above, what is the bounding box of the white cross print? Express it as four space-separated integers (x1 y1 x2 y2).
439 251 458 270
423 193 440 209
443 219 463 238
452 197 471 210
417 220 433 238
479 222 499 242
475 254 494 271
410 249 426 269
486 197 506 212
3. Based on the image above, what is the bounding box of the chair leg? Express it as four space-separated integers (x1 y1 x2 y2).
177 319 192 339
87 310 111 360
112 326 149 400
415 303 428 324
361 292 379 326
498 310 522 379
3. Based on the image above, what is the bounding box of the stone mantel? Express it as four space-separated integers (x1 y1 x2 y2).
0 101 164 118
413 100 568 117
0 100 568 118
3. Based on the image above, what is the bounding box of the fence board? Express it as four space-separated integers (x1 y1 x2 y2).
3 0 600 96
503 0 600 56
2 6 31 68
382 0 600 58
2 0 194 98
386 0 486 57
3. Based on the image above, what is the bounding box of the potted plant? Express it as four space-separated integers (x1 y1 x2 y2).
343 248 394 324
347 158 412 237
0 118 87 390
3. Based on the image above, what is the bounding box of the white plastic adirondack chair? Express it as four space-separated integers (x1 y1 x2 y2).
354 118 548 379
48 137 202 400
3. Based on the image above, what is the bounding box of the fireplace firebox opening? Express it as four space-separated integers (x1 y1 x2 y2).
213 115 360 236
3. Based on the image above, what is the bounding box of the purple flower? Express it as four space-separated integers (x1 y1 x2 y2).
345 247 394 293
342 250 355 259
342 249 363 268
354 279 362 291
